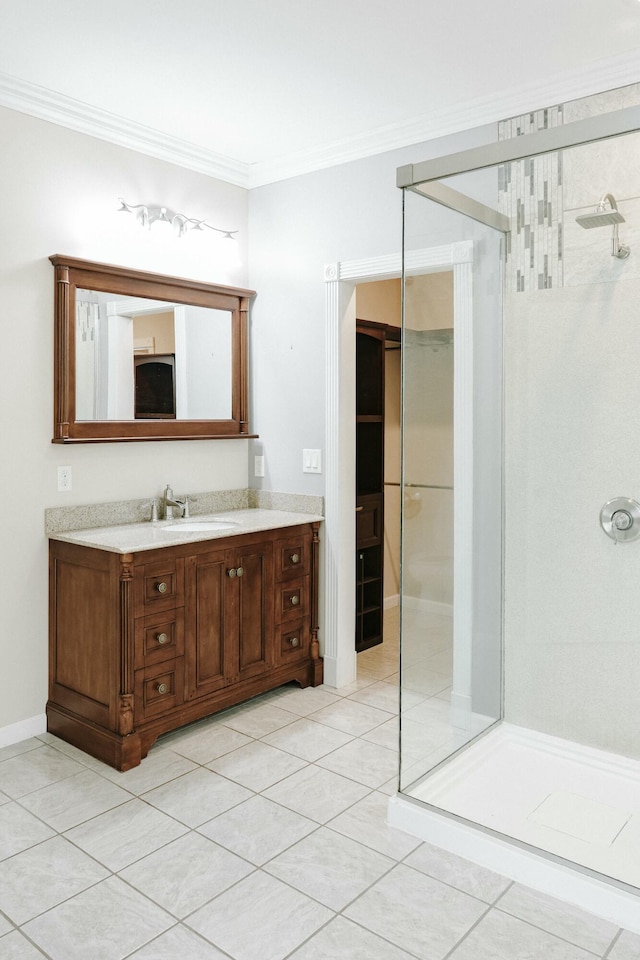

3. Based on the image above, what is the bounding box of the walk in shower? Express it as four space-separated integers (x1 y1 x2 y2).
392 91 640 923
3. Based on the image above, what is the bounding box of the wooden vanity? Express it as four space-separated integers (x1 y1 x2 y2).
48 514 322 770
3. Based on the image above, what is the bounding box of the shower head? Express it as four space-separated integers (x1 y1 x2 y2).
574 193 630 259
575 193 625 229
575 209 625 229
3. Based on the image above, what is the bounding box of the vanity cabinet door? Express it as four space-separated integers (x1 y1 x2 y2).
184 538 275 699
184 546 230 700
48 521 322 771
234 539 275 683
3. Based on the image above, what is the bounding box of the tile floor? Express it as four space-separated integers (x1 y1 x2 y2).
1 615 639 960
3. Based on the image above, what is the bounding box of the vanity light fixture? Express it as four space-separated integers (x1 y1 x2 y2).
117 198 237 240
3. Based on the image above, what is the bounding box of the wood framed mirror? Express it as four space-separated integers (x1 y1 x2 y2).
50 255 256 442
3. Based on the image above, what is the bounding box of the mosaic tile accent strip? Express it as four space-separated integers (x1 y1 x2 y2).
498 105 564 293
77 301 97 342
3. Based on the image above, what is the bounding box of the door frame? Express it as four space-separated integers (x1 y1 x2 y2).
323 241 474 706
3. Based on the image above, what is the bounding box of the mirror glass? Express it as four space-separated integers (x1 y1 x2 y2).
51 255 255 443
76 290 232 421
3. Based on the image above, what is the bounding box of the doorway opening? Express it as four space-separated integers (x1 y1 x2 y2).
353 276 455 694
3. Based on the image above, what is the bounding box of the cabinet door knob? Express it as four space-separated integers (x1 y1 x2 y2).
155 581 168 594
290 553 300 564
156 682 168 694
227 568 236 578
156 632 168 644
288 636 300 647
236 567 244 577
290 594 300 606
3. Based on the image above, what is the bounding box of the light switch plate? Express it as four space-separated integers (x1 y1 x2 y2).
302 449 322 474
254 455 265 478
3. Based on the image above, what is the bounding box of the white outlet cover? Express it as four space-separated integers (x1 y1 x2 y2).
57 465 72 491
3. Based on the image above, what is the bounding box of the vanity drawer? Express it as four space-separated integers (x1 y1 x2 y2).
135 558 185 616
277 621 310 663
135 660 184 722
275 533 311 581
277 578 309 623
135 610 185 668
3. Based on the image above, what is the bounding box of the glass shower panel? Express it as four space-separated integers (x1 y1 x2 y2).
399 123 640 891
400 183 504 793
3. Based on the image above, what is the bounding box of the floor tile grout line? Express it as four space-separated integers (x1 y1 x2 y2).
440 900 495 960
194 807 327 869
602 927 624 958
487 878 515 907
257 838 401 921
9 925 57 960
396 858 516 910
114 859 257 925
3 640 636 958
7 871 116 932
327 913 429 960
491 903 618 958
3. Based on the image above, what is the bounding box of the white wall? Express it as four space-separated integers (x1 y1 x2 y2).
247 126 496 498
0 106 249 734
1 101 495 737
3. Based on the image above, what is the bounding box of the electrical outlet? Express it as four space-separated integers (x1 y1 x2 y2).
302 449 322 474
254 455 265 478
57 465 72 492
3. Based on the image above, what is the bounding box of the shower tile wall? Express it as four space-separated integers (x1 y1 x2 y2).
502 84 640 760
498 105 564 293
503 278 640 759
499 83 640 293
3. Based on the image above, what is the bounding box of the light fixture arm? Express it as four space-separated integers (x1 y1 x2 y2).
117 198 238 239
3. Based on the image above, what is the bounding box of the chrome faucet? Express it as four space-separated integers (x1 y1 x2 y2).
163 484 190 519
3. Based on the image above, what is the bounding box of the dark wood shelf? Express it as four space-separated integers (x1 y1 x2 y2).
355 323 385 653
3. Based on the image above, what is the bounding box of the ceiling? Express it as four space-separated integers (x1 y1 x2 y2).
1 0 639 187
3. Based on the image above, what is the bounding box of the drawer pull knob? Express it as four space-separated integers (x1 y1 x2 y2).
289 636 300 647
236 566 244 577
227 568 237 578
290 553 300 564
156 633 168 644
156 682 168 694
156 581 168 594
290 594 300 606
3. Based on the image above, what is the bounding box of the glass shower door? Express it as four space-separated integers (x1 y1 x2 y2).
399 184 504 794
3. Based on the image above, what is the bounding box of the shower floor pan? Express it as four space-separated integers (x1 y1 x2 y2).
407 722 640 890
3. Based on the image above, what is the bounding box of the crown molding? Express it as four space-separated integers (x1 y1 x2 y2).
248 50 640 187
1 50 639 192
0 71 252 188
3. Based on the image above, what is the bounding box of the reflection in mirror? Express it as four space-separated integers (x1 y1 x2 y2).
51 255 256 443
75 291 232 421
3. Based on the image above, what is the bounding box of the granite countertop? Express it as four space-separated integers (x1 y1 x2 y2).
48 508 323 554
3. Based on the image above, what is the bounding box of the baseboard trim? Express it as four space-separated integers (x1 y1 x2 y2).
0 714 47 748
322 653 357 690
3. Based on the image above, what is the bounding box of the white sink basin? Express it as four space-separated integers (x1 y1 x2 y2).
166 519 239 533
